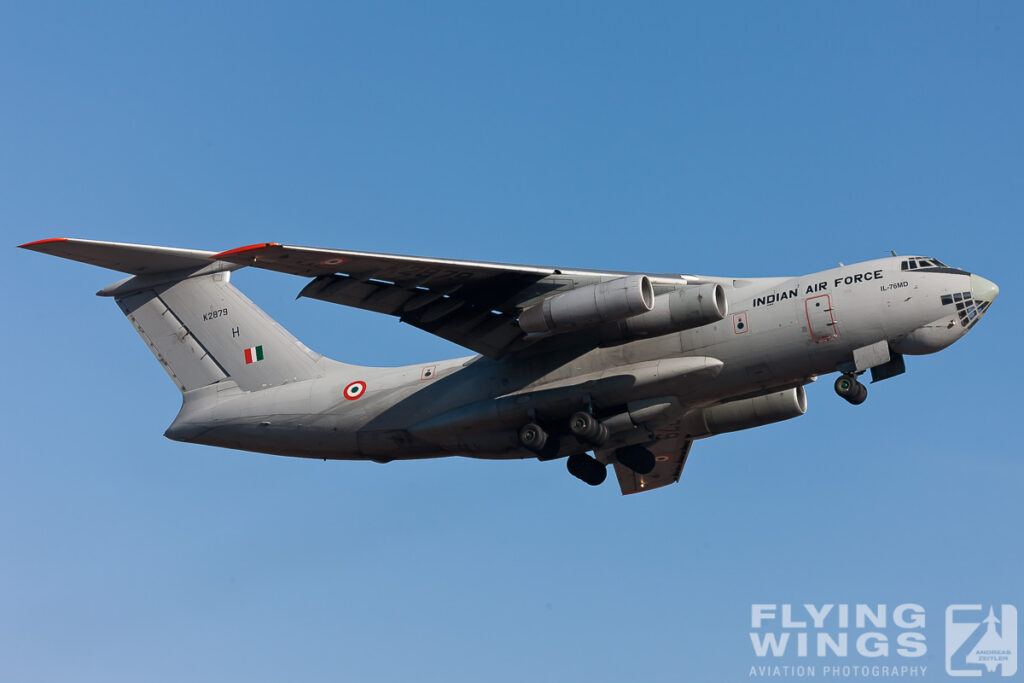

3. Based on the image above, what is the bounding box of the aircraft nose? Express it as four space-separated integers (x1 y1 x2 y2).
970 274 999 303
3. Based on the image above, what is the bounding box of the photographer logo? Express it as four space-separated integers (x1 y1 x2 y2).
946 604 1017 677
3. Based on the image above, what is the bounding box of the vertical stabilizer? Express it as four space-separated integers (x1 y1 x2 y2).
116 271 327 392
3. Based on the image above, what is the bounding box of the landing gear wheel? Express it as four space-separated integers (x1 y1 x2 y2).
834 375 855 396
518 422 549 453
566 452 607 486
834 374 868 405
616 445 656 475
569 411 609 447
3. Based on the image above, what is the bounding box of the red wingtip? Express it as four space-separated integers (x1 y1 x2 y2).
212 242 281 260
18 237 69 248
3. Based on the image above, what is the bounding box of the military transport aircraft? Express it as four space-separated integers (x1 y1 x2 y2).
20 238 999 494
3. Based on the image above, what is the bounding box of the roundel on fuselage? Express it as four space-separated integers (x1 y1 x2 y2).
344 381 367 400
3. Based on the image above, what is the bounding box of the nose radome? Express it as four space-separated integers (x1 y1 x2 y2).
970 274 999 303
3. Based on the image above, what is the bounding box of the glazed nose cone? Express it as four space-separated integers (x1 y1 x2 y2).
970 274 999 303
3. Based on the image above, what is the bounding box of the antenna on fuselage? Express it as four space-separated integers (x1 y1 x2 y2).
890 250 898 256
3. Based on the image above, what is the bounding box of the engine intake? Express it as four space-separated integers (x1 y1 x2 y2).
682 386 807 437
518 274 654 334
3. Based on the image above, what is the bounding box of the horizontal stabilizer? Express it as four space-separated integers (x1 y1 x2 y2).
18 238 218 275
18 237 335 392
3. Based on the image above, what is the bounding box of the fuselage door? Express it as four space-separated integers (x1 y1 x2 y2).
805 294 838 342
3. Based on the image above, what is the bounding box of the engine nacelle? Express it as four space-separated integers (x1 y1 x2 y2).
615 283 728 338
682 386 807 438
518 274 654 334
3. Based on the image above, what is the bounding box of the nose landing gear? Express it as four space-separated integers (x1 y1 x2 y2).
834 374 868 405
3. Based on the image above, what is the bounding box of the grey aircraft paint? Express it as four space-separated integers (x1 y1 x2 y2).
19 239 999 495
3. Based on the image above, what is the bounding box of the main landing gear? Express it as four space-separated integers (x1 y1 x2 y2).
615 445 656 475
518 411 615 486
565 446 655 486
566 452 607 486
568 411 609 447
518 412 661 486
518 422 550 454
834 373 868 405
518 411 611 456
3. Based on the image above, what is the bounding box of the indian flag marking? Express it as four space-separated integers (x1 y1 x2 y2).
244 345 264 364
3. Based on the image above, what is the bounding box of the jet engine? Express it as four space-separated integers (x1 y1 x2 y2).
681 386 807 438
518 275 654 334
518 277 727 339
613 283 727 337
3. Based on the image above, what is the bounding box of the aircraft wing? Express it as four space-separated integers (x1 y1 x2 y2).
608 433 694 495
213 243 673 358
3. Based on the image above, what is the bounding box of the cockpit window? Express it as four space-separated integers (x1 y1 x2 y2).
900 256 953 272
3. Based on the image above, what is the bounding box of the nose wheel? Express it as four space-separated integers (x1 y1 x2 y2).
834 374 867 405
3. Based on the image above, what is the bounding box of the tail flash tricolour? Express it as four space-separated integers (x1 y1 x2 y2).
18 238 338 394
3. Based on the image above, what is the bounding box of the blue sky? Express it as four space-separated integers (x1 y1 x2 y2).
2 3 1021 681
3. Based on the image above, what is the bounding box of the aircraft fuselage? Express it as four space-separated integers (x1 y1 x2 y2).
165 255 994 461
